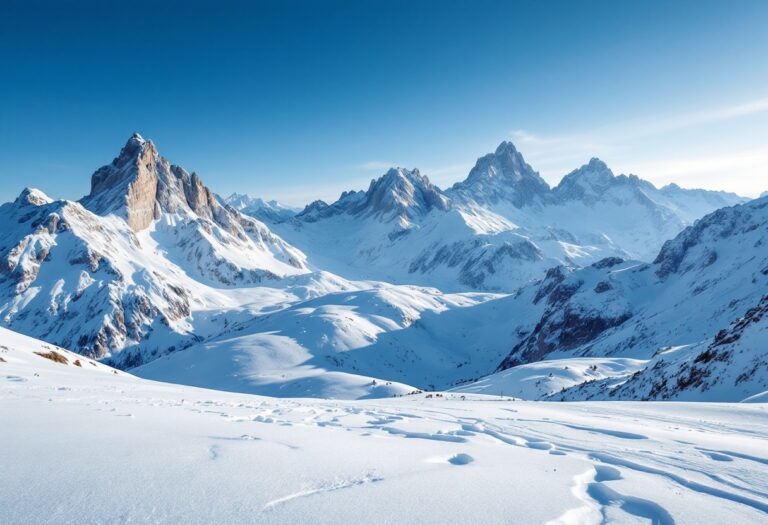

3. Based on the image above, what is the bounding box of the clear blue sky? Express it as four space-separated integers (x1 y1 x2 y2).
1 0 767 206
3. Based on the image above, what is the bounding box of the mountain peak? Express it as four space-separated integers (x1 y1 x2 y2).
129 131 146 144
553 158 618 202
375 167 423 187
80 134 228 231
358 167 449 221
449 141 550 207
15 187 53 207
494 140 520 156
118 132 152 161
586 157 608 170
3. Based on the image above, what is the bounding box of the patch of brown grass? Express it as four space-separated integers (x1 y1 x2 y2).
34 350 69 365
73 359 82 367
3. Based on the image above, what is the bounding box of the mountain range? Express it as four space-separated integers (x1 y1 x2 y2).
269 141 743 291
1 133 763 402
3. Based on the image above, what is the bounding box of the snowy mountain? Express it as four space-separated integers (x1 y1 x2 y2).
223 192 300 223
274 167 557 291
478 196 768 401
273 141 743 291
448 141 551 207
0 134 760 404
0 134 309 366
146 196 768 399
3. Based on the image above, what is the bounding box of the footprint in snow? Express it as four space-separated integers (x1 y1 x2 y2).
448 453 474 465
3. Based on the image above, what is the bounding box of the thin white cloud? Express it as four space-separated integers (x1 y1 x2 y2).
512 94 768 154
637 97 768 136
622 148 768 197
509 94 768 195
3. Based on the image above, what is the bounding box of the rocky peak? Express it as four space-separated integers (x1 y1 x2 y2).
14 188 53 207
80 134 226 231
654 196 768 279
449 141 550 207
553 158 616 201
353 167 449 221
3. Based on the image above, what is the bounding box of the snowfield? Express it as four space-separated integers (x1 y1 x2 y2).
2 327 767 525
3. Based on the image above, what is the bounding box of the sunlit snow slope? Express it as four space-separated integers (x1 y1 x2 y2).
2 326 767 525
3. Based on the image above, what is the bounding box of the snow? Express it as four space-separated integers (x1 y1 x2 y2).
2 325 767 524
133 283 504 398
453 357 647 399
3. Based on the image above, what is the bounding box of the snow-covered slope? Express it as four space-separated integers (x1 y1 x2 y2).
0 134 309 366
452 356 648 400
134 283 506 399
273 141 743 291
559 293 768 402
224 193 300 223
3 325 768 524
484 196 768 401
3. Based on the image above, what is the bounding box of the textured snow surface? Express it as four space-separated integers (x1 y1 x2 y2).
2 326 767 525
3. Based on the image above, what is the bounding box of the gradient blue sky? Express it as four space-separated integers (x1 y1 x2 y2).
2 0 767 206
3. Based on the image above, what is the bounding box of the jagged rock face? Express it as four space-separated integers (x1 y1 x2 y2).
572 294 768 402
496 196 768 400
296 168 449 225
0 195 183 360
654 198 767 279
352 168 449 222
497 260 634 370
554 159 649 204
81 133 160 231
449 141 551 207
81 133 233 233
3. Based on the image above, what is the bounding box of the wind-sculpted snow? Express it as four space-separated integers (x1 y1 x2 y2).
2 329 767 524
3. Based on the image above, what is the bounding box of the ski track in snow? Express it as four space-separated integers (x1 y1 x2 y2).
262 473 384 511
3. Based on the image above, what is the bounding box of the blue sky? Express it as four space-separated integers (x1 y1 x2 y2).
1 0 767 206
